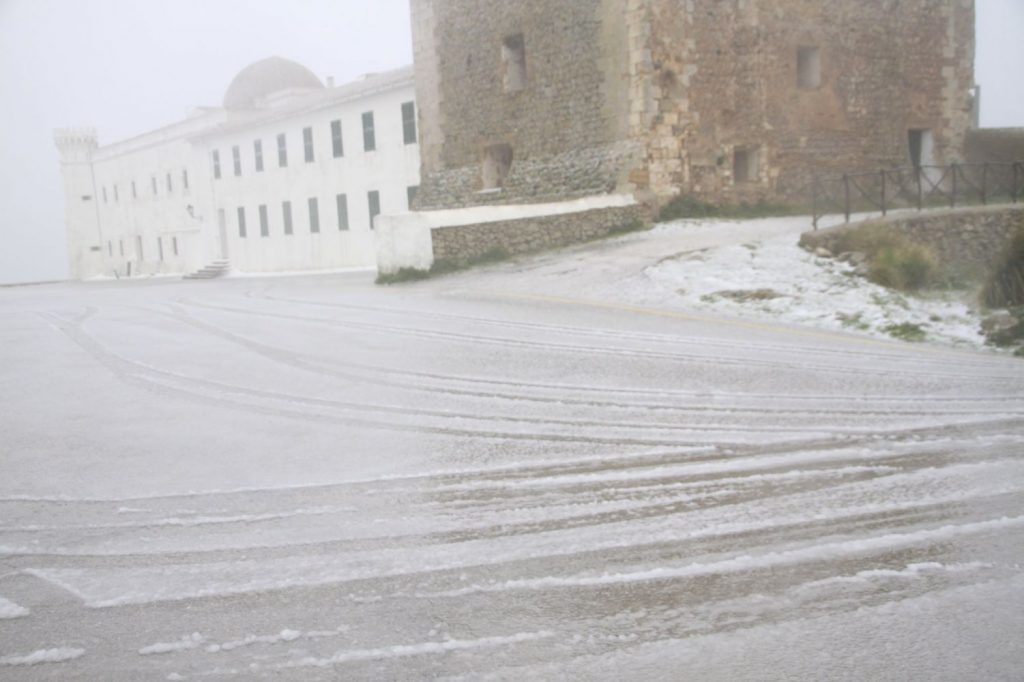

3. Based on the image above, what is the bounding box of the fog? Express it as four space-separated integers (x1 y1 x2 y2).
0 0 1022 286
0 0 412 285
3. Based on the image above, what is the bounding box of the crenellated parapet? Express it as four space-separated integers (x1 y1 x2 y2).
53 127 98 164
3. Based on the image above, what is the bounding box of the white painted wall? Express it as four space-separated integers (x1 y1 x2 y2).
57 73 419 279
204 84 420 273
88 112 221 278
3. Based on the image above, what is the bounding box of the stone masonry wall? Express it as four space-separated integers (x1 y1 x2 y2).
430 205 647 265
636 0 976 206
411 0 635 209
801 205 1024 269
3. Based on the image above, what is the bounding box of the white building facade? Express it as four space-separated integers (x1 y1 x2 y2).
55 58 419 279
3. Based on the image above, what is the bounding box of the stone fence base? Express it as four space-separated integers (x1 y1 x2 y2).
431 205 645 266
801 205 1024 269
375 195 644 275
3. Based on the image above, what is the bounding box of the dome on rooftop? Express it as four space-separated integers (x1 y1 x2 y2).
223 57 324 110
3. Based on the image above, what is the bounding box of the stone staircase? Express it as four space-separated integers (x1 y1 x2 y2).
183 260 231 280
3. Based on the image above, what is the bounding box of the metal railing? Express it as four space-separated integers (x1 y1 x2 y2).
811 162 1024 229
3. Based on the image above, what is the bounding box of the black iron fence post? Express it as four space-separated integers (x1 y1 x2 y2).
1014 163 1021 204
880 170 887 217
916 168 923 211
812 178 819 230
950 163 958 209
843 174 851 223
981 163 988 205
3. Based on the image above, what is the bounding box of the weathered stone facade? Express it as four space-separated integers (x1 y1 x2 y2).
411 0 976 210
801 205 1024 269
431 204 646 265
966 128 1024 165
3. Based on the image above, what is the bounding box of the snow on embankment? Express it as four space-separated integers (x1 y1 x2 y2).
643 228 985 348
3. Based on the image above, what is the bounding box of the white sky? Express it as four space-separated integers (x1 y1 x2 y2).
1 0 1022 285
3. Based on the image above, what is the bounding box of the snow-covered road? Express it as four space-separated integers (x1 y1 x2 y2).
1 231 1023 679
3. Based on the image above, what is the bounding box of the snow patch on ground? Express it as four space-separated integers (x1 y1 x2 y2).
0 595 29 619
0 648 85 666
139 632 205 655
274 631 555 670
643 228 986 349
204 626 347 653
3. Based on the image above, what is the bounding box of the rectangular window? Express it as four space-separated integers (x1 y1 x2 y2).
502 34 527 92
401 102 417 145
407 185 419 209
237 206 247 238
182 169 189 190
151 176 157 195
308 197 320 233
277 133 288 167
131 181 137 199
733 148 758 184
158 237 164 262
259 204 269 237
172 236 179 256
135 235 144 261
331 120 344 158
336 193 349 231
482 144 514 189
212 150 221 179
282 200 293 235
113 185 119 202
362 112 376 151
797 46 821 89
232 145 242 176
119 240 124 257
102 187 107 203
303 126 315 162
166 172 173 192
82 195 93 202
254 140 264 172
108 241 112 256
368 190 381 228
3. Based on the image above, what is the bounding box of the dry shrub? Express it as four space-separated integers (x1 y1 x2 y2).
833 222 937 292
981 227 1024 309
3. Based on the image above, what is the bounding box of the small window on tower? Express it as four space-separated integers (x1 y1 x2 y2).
797 46 821 90
481 144 514 190
502 34 527 92
733 148 759 184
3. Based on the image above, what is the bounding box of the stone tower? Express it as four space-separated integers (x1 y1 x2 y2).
409 0 976 211
54 128 103 279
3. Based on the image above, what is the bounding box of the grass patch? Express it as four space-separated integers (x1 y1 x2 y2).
702 289 785 304
377 246 513 285
883 322 928 342
837 312 870 331
375 267 431 285
607 220 649 236
981 226 1024 309
658 195 801 222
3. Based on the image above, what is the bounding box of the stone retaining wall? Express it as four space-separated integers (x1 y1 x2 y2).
801 205 1024 268
431 204 646 266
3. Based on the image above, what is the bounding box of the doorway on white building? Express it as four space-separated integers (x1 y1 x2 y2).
217 208 229 259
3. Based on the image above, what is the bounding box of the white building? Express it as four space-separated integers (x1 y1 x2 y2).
55 57 420 280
